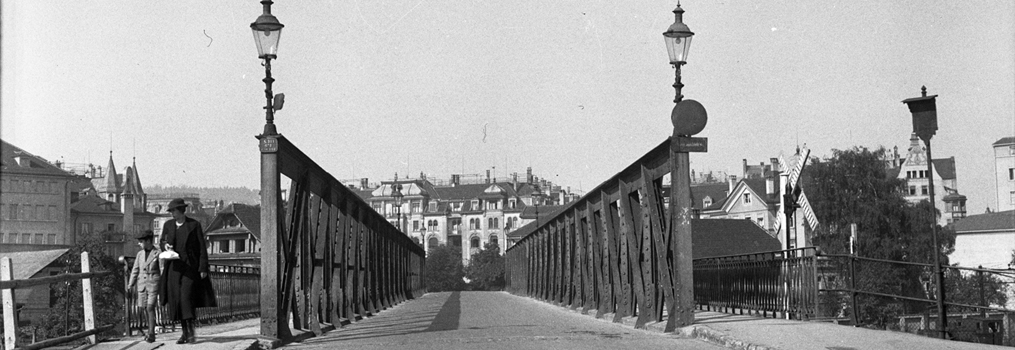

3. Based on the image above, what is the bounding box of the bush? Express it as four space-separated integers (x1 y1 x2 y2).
466 242 504 291
424 244 466 292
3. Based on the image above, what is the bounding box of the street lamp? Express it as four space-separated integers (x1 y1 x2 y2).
392 182 404 233
663 3 705 330
903 86 946 339
251 0 285 135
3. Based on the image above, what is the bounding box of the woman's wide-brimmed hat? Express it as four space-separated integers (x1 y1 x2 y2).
166 198 189 212
134 230 155 240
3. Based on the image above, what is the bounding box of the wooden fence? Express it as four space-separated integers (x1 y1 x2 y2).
258 133 426 341
1 253 112 350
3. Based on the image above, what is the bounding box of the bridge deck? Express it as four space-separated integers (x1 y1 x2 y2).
89 292 1003 350
282 291 721 350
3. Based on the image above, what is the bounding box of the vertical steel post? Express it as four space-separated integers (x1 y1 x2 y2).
258 131 283 338
669 62 695 328
924 139 947 339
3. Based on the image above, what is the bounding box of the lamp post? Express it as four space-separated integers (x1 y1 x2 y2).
903 86 946 339
252 0 285 339
392 182 404 234
664 3 706 330
251 0 285 135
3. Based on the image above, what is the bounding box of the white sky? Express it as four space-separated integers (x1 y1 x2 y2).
2 1 1014 213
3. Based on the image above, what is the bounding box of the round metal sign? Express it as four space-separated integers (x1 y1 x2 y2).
671 99 707 136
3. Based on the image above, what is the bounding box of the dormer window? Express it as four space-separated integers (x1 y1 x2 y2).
703 196 712 207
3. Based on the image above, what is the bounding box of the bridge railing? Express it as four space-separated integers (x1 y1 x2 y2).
119 258 260 336
1 253 112 350
258 133 426 341
506 137 694 331
692 247 819 320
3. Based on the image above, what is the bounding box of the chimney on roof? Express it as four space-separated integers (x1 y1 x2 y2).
452 174 460 187
512 173 519 190
361 178 369 190
742 159 748 178
771 158 780 172
728 175 738 196
766 173 778 197
486 170 491 184
526 167 533 184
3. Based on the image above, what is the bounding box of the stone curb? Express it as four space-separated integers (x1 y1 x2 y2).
530 296 775 350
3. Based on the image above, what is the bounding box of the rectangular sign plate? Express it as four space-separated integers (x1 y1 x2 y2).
675 137 708 153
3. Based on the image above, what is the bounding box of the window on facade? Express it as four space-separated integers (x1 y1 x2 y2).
472 200 479 208
921 186 928 195
743 193 751 204
236 239 246 252
493 218 499 229
428 237 439 248
9 204 17 220
107 223 116 232
1010 191 1015 204
220 240 230 253
756 217 764 225
21 233 32 244
452 202 461 212
703 197 712 207
429 203 437 212
471 237 480 248
509 200 516 209
490 234 499 247
33 234 43 244
413 220 420 230
0 233 4 244
49 205 57 221
47 234 57 245
909 186 917 195
1009 168 1014 180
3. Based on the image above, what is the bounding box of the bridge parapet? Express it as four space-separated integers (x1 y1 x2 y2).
506 137 693 331
258 133 425 341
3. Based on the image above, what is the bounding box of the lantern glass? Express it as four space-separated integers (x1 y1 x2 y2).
252 28 282 58
664 34 692 64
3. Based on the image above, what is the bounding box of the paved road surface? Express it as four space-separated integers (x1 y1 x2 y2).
284 291 722 350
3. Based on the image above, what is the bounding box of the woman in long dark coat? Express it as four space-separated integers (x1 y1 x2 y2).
159 198 216 344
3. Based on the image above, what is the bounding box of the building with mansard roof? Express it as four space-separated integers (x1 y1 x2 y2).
356 167 575 265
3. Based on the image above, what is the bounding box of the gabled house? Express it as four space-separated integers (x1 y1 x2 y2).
890 133 967 226
204 203 261 267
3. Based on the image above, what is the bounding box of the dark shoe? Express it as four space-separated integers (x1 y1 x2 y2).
176 336 188 344
145 334 156 343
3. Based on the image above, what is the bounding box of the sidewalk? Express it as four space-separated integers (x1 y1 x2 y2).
628 309 1006 350
76 318 262 350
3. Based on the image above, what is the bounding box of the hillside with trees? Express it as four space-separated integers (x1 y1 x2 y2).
146 185 260 205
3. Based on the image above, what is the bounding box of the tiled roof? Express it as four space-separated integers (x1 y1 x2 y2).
993 137 1015 146
885 166 901 179
510 218 780 259
0 139 76 177
932 157 956 180
743 178 779 204
215 203 262 240
70 175 95 194
433 183 491 200
953 210 1015 233
71 194 120 214
691 219 782 258
0 249 69 279
689 183 730 210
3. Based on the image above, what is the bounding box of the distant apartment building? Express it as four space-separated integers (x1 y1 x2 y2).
0 139 76 248
994 136 1015 212
355 168 573 265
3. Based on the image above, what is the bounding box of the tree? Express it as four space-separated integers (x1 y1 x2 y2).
34 230 126 342
424 244 466 292
805 146 956 327
466 242 505 291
